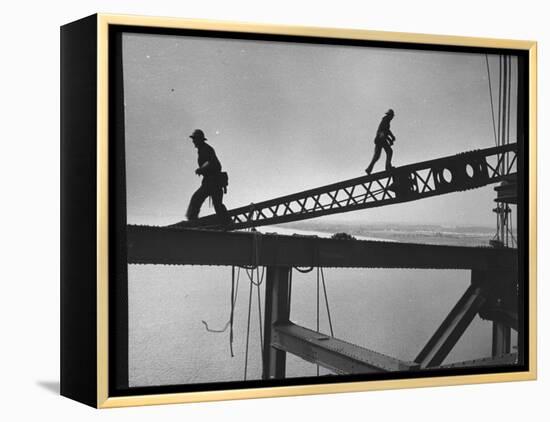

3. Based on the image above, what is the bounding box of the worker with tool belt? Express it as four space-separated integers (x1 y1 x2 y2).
365 109 396 174
186 129 231 226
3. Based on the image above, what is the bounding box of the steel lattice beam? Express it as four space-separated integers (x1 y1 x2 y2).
177 143 517 230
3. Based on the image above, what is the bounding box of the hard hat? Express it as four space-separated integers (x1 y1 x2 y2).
386 109 395 116
189 129 207 141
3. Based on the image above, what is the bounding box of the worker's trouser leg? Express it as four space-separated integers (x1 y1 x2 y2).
186 182 231 225
186 184 209 221
210 188 231 225
366 142 393 174
382 143 393 171
366 143 383 174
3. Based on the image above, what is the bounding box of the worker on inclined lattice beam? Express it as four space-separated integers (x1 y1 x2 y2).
365 109 397 174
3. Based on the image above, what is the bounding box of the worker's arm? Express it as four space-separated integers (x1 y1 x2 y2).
387 130 396 142
195 161 211 175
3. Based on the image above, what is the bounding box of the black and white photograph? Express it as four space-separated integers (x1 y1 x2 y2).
5 0 549 417
112 28 527 393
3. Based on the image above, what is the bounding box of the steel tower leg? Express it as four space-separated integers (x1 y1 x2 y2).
262 266 291 379
492 322 511 356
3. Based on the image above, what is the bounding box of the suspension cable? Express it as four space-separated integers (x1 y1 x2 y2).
506 55 512 163
502 55 508 153
497 55 502 145
485 55 498 146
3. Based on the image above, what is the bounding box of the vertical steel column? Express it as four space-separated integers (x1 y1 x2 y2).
492 323 511 356
262 266 291 380
475 269 516 357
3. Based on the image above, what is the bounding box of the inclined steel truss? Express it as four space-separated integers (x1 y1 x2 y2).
186 143 517 230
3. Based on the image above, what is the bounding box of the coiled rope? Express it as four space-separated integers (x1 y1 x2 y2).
202 229 336 380
202 228 263 369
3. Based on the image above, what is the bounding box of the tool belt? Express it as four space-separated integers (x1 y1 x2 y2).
219 171 229 193
204 171 229 193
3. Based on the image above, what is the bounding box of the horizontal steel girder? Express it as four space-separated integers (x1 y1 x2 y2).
438 353 518 369
126 226 518 270
183 143 517 230
272 322 419 374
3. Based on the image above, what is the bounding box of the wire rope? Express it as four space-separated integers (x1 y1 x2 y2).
320 268 334 337
485 55 498 146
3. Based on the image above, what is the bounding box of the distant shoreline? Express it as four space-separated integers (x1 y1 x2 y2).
127 216 514 248
269 221 512 248
258 225 393 242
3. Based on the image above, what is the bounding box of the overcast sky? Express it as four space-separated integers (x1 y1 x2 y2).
122 33 517 227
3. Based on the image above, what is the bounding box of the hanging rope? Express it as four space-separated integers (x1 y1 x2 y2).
201 266 241 357
316 267 320 376
229 266 236 356
247 267 265 351
243 269 254 380
200 227 268 379
288 268 293 305
294 266 314 273
255 266 264 369
201 320 231 333
313 267 336 376
320 267 334 337
200 230 337 379
243 264 265 380
239 228 262 270
201 229 264 378
242 229 262 379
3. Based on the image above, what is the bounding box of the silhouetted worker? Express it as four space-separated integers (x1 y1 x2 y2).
365 109 396 174
186 129 231 226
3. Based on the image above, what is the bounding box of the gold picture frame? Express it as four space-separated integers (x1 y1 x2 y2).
60 13 537 408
